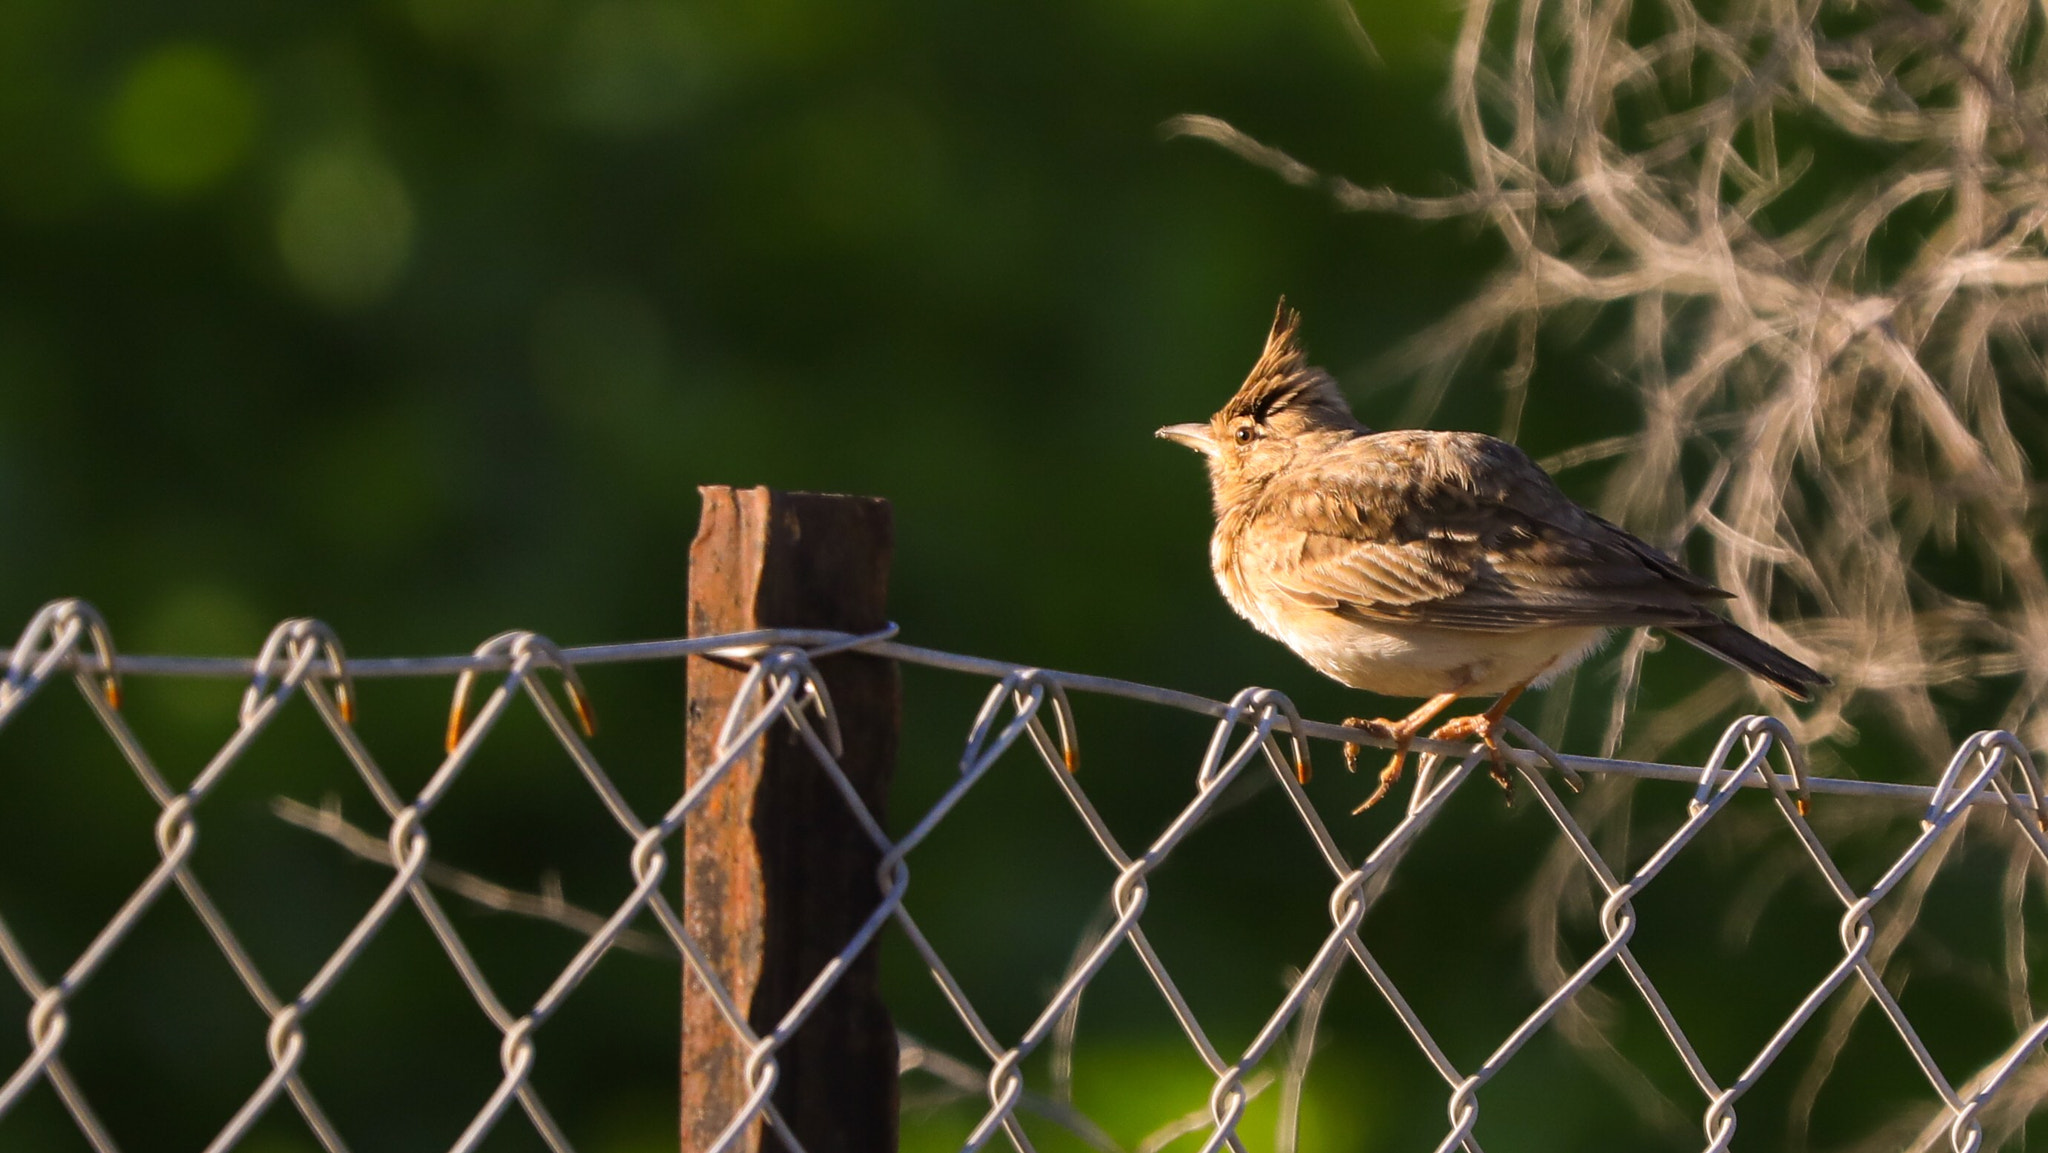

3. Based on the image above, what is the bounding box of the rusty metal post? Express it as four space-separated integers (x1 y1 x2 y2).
682 486 899 1153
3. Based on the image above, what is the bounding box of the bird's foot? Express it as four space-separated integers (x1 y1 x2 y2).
1341 717 1408 814
1429 712 1516 803
1342 691 1466 814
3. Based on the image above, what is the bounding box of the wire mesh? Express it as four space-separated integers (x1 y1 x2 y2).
3 596 2048 1152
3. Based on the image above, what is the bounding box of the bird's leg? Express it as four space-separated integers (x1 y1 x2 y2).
1426 685 1528 801
1345 691 1461 814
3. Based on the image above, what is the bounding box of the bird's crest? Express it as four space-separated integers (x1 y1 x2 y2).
1220 299 1361 431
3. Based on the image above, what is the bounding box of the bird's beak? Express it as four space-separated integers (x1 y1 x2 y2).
1155 422 1216 455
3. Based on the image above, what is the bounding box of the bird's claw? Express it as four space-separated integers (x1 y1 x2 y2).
1429 713 1515 804
1339 716 1394 774
1342 717 1407 813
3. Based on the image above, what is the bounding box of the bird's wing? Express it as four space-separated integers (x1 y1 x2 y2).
1242 430 1729 633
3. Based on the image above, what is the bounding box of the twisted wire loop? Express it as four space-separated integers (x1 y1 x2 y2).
7 599 2048 1151
0 608 360 1153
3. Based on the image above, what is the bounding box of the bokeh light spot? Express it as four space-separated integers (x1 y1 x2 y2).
275 146 415 309
104 43 259 195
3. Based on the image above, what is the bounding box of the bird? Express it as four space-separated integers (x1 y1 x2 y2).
1157 302 1830 811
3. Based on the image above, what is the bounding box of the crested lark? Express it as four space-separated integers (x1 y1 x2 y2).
1159 304 1829 811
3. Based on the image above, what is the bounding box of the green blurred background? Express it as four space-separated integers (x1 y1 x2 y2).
0 0 2032 1150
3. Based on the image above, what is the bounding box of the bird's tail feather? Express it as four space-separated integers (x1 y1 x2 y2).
1670 620 1830 702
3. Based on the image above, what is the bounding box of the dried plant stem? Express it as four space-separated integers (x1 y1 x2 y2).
1174 0 2048 1142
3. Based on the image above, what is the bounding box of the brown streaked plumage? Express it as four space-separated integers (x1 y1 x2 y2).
1158 302 1829 810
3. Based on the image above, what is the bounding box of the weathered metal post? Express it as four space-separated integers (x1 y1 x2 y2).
682 486 899 1153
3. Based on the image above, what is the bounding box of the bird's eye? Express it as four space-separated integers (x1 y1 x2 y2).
1234 425 1254 444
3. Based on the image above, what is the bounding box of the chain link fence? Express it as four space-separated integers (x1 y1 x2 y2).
4 594 2048 1152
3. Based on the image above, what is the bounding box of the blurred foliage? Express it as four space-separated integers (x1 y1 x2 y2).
0 0 2030 1151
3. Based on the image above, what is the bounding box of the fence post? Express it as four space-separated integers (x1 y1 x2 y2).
682 485 899 1153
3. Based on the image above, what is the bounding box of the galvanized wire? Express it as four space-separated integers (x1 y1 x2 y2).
3 596 2048 1152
